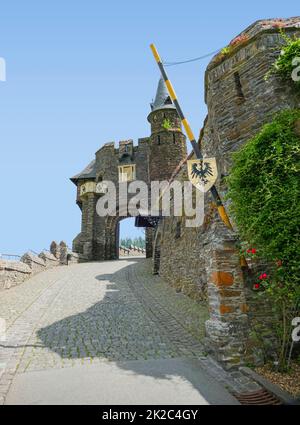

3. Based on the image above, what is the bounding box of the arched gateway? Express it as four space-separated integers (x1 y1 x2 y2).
70 78 187 261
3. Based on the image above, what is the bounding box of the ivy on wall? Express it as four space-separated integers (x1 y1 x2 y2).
226 109 300 370
266 30 300 89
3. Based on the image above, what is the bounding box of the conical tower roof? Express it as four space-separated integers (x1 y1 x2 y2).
150 77 175 111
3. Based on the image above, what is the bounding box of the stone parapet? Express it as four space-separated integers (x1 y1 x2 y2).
1 242 80 291
50 241 61 260
59 241 68 265
21 252 46 275
38 251 59 268
66 251 79 264
0 259 31 290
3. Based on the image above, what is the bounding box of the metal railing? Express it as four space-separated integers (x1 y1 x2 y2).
0 253 21 261
28 249 39 256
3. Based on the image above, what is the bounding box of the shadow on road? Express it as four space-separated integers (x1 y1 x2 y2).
34 259 232 404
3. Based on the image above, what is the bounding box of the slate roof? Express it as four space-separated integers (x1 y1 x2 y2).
70 159 96 184
150 78 176 111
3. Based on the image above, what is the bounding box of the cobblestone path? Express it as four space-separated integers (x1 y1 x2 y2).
0 258 260 404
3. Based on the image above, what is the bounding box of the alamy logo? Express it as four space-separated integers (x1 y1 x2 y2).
292 57 300 82
0 57 6 82
95 180 205 228
292 317 300 342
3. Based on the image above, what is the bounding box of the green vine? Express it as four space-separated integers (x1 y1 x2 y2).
226 109 300 371
265 29 300 89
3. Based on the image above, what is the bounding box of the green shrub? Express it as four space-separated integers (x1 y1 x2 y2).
227 109 300 370
266 30 300 89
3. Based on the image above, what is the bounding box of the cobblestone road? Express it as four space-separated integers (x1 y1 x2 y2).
0 258 260 404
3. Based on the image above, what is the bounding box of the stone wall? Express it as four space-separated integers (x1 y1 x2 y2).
38 251 59 268
155 159 208 301
202 17 300 177
145 227 155 259
66 251 80 264
0 260 31 290
21 252 46 275
0 242 79 291
50 240 60 259
158 215 207 302
119 246 146 256
59 241 68 265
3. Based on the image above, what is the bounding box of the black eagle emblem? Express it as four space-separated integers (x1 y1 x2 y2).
191 161 213 185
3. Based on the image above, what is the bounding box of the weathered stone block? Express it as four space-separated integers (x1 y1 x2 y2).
50 241 60 259
219 305 235 315
0 259 31 290
210 271 234 287
59 241 68 265
21 252 46 275
38 251 59 268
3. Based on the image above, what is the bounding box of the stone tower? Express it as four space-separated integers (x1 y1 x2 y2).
148 78 187 182
71 78 187 261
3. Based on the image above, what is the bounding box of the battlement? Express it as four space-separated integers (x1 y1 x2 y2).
96 138 149 156
203 17 300 150
206 16 300 82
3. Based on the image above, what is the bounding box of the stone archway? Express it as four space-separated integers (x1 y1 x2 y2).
103 215 148 260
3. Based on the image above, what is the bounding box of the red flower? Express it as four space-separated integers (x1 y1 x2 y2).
230 34 249 47
246 249 252 253
254 283 260 289
262 273 268 279
259 275 263 280
251 248 257 254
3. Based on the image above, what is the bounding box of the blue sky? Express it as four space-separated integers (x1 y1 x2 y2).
0 1 298 254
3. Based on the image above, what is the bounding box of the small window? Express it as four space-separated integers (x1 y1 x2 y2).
234 71 245 101
164 96 172 105
118 165 136 182
175 220 181 239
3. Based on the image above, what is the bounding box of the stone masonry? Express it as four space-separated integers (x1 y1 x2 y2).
0 260 31 290
0 241 78 291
